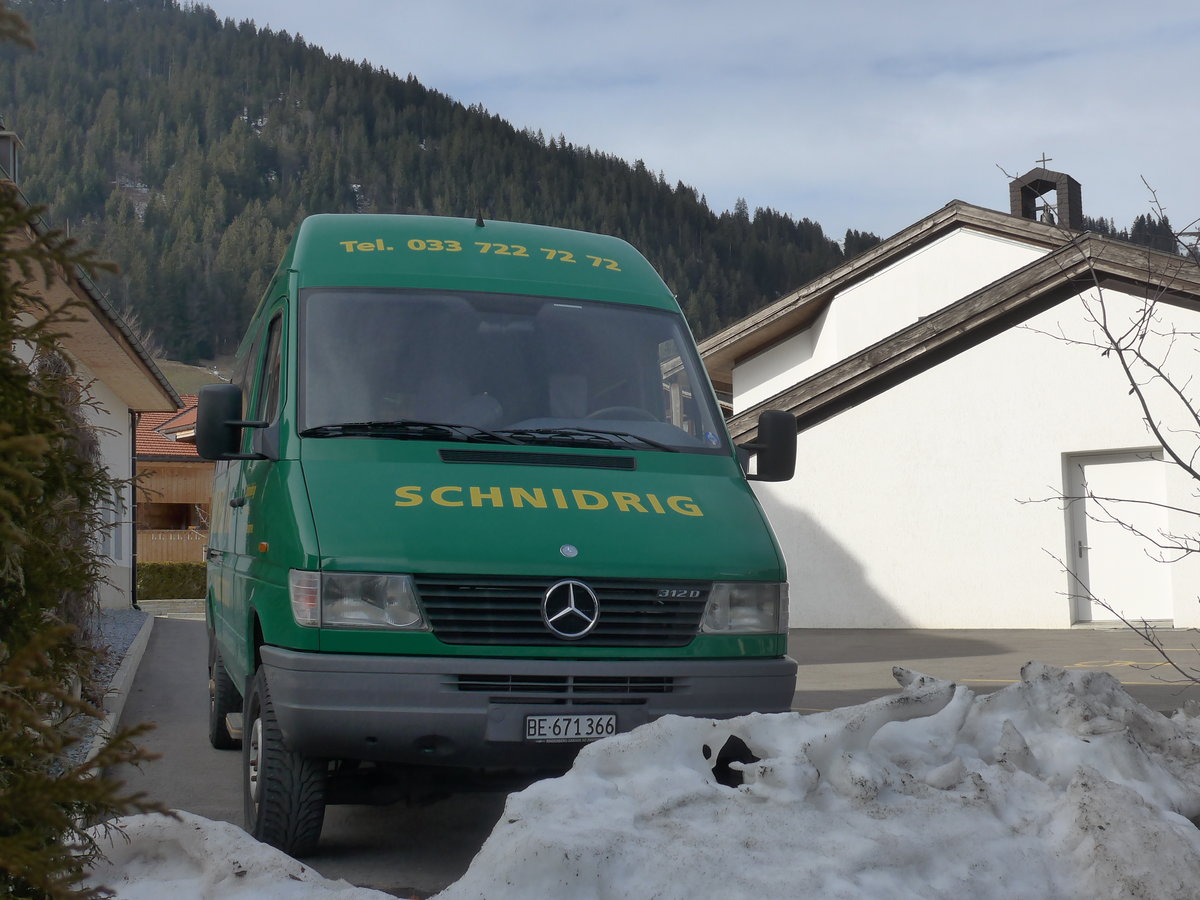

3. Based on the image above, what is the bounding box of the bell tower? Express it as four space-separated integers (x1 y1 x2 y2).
1009 163 1083 230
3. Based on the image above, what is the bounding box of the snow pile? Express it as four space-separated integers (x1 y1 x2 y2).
85 812 393 900
86 663 1200 899
439 664 1200 900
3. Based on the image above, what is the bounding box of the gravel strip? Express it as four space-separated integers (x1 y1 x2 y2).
62 607 151 768
92 607 150 694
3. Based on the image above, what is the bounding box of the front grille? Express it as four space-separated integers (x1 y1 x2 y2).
455 674 675 694
416 575 709 646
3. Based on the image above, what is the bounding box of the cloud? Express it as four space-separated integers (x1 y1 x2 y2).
201 0 1200 238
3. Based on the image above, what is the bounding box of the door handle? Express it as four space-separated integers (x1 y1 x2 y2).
230 496 246 508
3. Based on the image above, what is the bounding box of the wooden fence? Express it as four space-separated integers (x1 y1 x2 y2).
138 529 208 563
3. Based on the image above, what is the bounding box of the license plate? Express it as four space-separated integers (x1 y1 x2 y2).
524 713 617 743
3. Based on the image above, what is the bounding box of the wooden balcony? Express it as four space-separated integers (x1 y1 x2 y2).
138 529 208 563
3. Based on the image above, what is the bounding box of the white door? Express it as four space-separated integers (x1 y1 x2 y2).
1066 451 1173 623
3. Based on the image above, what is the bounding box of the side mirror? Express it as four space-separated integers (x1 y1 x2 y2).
196 383 268 460
740 410 797 482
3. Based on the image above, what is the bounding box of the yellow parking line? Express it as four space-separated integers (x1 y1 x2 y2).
1066 660 1187 673
1120 649 1198 653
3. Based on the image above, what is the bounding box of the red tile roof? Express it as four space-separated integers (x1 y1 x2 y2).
137 394 201 458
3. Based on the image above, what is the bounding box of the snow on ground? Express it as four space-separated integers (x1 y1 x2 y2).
88 663 1200 899
86 812 393 900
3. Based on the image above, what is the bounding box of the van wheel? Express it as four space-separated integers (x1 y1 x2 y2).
243 667 327 856
208 640 241 750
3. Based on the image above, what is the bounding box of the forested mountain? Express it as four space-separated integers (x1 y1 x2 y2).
1083 214 1188 256
0 0 878 363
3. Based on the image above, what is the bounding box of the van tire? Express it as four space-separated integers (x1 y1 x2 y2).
243 667 327 857
208 640 241 750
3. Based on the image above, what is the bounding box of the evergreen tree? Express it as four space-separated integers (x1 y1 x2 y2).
843 228 881 258
1130 214 1178 254
0 0 863 362
0 12 162 894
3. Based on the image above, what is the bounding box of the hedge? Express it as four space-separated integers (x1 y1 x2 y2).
136 561 206 600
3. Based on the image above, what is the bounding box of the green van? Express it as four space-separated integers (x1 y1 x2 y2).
196 214 797 856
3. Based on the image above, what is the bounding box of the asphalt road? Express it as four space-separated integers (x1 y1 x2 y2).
110 616 506 898
786 626 1200 714
111 613 1200 897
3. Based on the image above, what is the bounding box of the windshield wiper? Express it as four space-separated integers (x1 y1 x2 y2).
302 421 677 452
300 420 522 445
495 426 679 452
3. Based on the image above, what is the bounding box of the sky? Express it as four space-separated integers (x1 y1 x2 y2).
87 663 1200 898
194 0 1200 242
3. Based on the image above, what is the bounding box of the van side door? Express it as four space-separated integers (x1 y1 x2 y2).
225 307 286 685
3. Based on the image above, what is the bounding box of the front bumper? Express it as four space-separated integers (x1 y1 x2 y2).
260 646 798 768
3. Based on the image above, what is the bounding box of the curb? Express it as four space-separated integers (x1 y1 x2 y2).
84 612 156 765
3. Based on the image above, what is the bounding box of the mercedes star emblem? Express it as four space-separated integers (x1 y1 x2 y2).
541 579 600 640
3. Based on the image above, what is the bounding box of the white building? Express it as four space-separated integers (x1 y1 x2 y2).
58 289 180 609
701 170 1200 629
2 128 179 609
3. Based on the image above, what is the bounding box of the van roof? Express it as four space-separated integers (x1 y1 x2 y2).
278 214 678 311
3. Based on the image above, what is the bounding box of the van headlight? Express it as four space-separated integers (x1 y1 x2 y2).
289 570 430 630
701 582 788 634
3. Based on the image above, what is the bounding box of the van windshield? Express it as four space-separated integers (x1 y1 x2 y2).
299 289 729 454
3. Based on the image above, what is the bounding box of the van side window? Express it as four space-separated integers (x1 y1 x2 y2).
231 326 256 399
254 313 284 423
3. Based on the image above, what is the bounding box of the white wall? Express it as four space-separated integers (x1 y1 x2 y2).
750 288 1200 630
83 372 136 610
735 230 1048 412
11 340 137 608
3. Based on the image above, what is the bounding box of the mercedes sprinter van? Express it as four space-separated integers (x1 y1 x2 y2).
196 214 798 855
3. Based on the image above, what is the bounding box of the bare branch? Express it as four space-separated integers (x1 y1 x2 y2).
1023 178 1200 693
1046 551 1200 687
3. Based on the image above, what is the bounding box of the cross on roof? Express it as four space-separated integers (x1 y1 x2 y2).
1036 153 1053 167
